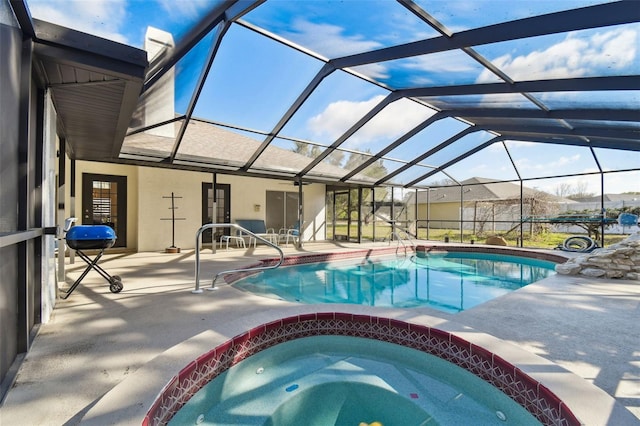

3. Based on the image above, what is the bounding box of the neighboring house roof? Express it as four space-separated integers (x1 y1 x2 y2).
411 177 572 204
121 118 375 183
572 194 640 203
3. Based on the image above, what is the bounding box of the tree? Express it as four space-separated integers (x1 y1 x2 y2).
322 148 391 233
344 150 389 223
295 142 392 233
292 141 308 156
292 141 324 159
429 178 456 187
568 181 595 200
325 149 344 166
482 190 558 238
554 183 573 198
553 181 596 200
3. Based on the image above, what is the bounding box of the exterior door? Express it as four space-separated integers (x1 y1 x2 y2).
81 173 127 248
202 183 230 244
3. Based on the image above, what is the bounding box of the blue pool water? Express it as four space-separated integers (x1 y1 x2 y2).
232 252 556 313
169 335 541 425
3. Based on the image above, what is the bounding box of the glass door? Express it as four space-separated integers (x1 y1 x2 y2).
202 183 230 244
81 173 127 247
266 190 299 232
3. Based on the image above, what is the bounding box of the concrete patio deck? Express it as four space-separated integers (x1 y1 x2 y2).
0 242 638 425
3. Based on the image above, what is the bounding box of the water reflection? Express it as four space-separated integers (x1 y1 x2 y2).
232 254 556 313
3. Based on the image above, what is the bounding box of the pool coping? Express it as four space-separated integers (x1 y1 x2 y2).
222 244 569 284
414 244 569 264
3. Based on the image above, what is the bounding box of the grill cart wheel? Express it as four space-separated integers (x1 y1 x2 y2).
109 277 124 293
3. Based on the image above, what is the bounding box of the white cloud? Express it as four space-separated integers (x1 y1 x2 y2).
351 63 390 80
402 49 491 86
548 154 582 169
156 0 212 22
488 142 507 152
477 27 637 82
505 140 541 149
604 170 640 194
468 162 490 174
307 95 387 141
307 96 436 148
404 50 478 73
284 19 383 58
28 0 129 44
516 154 581 171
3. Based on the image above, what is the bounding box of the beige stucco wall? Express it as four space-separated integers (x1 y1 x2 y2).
418 202 461 229
73 161 140 250
136 167 209 251
71 161 326 252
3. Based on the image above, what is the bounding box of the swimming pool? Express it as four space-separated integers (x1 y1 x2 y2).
168 335 541 426
231 252 557 313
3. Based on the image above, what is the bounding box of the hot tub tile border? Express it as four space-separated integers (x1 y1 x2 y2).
468 343 495 382
145 313 580 426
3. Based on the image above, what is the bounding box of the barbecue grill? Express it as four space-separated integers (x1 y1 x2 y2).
61 225 123 299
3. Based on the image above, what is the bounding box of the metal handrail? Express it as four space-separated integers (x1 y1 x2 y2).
385 220 416 251
389 230 415 256
192 223 284 294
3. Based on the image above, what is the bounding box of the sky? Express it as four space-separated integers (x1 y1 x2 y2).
25 0 640 195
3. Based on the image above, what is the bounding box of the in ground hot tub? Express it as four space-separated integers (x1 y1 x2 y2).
169 335 541 425
146 314 581 425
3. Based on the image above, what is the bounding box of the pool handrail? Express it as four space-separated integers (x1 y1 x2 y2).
193 223 284 294
384 220 416 256
389 230 415 256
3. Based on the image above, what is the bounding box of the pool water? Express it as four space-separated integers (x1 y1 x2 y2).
232 252 556 313
169 335 541 426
